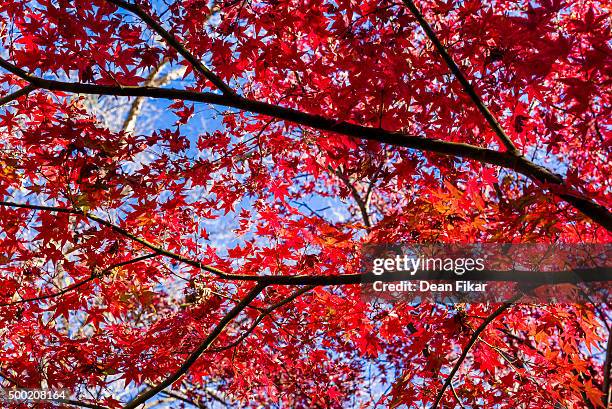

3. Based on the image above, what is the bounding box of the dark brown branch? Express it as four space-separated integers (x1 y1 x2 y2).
401 0 518 154
432 295 520 408
0 84 36 106
0 57 607 230
105 0 235 96
0 370 20 386
0 58 34 82
0 253 158 307
2 198 611 287
209 285 315 352
122 283 266 409
252 267 611 286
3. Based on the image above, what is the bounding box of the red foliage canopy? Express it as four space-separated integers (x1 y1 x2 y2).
0 0 610 408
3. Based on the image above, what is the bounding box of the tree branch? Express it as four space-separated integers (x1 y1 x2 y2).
498 327 598 409
0 200 246 280
332 167 371 228
209 285 315 352
57 399 109 409
0 253 158 307
401 0 518 154
0 369 108 409
105 0 235 96
0 57 607 230
450 383 466 409
0 84 36 106
432 295 520 409
155 387 208 408
2 199 611 287
122 283 266 409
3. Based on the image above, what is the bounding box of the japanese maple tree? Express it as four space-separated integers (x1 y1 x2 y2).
0 0 610 408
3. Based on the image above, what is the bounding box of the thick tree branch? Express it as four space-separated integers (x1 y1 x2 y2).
2 197 611 287
122 283 266 409
401 0 518 154
256 266 611 286
0 58 608 230
432 296 520 408
397 2 612 229
104 0 235 96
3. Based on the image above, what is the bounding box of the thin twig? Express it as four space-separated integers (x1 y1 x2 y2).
450 383 466 409
332 167 371 228
0 253 158 307
209 285 315 352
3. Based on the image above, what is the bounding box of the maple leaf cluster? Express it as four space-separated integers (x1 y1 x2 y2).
0 0 610 408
